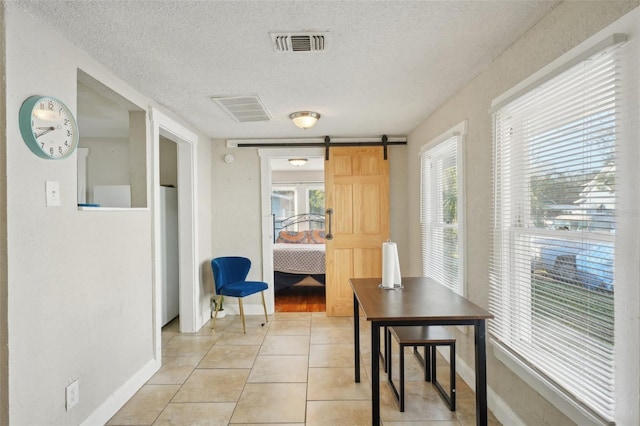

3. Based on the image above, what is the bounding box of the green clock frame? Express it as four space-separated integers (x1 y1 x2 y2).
19 95 79 160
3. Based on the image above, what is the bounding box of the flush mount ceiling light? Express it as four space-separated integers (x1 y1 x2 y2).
288 158 308 166
289 111 320 129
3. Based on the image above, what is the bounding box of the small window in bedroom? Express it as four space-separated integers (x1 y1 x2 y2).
272 187 296 220
307 186 325 227
271 184 325 233
271 156 325 234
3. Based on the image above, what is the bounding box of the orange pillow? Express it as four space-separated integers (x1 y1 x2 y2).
307 230 326 244
276 231 308 243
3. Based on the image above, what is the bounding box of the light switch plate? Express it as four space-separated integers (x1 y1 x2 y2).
46 181 61 206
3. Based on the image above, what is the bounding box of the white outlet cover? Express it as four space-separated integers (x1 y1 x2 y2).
46 181 61 207
66 379 79 410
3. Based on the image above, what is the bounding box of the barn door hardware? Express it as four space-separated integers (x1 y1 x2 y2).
325 136 331 161
325 208 334 240
235 135 406 161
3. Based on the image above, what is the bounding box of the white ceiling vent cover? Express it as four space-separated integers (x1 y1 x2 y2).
270 32 328 52
211 96 273 123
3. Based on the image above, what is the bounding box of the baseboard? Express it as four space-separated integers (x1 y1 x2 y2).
487 387 526 426
200 310 212 328
439 348 525 426
81 358 160 426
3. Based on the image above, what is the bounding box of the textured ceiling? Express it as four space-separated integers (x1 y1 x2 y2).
12 0 559 140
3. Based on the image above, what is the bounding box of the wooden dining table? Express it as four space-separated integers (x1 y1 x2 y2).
350 277 494 426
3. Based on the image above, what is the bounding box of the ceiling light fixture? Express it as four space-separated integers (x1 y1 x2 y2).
288 158 308 166
289 111 320 129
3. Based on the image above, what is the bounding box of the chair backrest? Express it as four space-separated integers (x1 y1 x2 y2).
211 256 251 292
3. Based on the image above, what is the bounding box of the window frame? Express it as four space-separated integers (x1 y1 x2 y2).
305 184 325 216
271 182 325 232
271 185 297 213
489 24 640 424
420 120 467 296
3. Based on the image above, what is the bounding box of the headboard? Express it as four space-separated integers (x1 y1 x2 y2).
276 229 326 244
273 213 325 243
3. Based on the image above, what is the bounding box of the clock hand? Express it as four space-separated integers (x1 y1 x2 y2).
35 127 55 138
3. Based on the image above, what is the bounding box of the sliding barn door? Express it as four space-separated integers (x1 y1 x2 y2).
324 146 389 316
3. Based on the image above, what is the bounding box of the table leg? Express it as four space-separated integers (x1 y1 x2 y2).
371 321 381 425
353 293 360 383
474 320 488 426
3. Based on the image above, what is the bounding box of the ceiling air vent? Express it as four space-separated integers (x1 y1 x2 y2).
211 96 272 123
270 32 328 53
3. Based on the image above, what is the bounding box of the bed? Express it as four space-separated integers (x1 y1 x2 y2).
273 213 326 291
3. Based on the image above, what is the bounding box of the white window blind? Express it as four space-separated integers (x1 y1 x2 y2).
489 43 620 422
421 135 463 295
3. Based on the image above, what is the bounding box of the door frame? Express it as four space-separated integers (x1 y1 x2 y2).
258 147 324 312
151 108 200 353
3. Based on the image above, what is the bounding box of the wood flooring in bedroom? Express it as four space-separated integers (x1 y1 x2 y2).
275 285 326 312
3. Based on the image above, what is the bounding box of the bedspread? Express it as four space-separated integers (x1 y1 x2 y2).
273 243 325 274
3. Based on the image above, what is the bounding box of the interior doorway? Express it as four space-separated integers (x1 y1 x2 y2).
270 157 326 312
151 108 199 366
270 156 326 312
159 137 180 326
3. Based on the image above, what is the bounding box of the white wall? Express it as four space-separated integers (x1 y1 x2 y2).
0 3 8 424
211 143 263 270
196 137 213 325
388 145 409 272
406 2 639 425
2 6 213 424
272 169 323 183
209 143 266 311
5 8 151 424
159 136 178 187
80 137 130 201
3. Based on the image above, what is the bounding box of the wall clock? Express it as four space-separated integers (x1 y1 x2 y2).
19 95 79 160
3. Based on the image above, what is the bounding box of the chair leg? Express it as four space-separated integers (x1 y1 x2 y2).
261 291 269 325
238 298 246 333
211 295 224 330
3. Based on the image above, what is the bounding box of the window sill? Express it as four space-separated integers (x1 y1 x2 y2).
491 339 611 426
78 206 148 212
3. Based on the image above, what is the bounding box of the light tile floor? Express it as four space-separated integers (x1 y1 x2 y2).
108 312 501 425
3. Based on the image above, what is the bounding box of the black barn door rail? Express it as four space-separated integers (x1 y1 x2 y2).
235 135 407 160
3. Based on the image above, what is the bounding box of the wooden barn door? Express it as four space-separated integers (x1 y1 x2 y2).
324 146 389 316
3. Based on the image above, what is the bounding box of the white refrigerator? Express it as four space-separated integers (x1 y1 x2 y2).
160 186 179 326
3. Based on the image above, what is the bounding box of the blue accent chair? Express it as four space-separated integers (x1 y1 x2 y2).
211 256 269 333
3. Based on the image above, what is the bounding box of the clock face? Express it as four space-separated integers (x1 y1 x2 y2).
19 96 79 160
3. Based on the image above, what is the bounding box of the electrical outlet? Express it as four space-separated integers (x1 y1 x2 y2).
46 181 61 207
66 380 79 411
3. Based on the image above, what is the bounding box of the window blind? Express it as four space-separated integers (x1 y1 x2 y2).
421 136 462 295
489 44 619 421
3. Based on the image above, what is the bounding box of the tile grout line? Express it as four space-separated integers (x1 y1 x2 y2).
151 323 218 425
